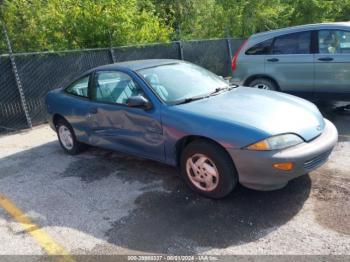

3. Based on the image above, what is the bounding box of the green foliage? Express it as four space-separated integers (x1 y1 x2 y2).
0 20 7 53
1 0 350 53
145 0 350 39
0 0 172 52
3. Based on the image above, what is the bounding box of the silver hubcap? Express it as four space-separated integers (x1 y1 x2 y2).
58 125 74 150
186 154 219 192
253 83 270 90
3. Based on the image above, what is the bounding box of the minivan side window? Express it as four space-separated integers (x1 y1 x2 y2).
92 71 145 105
273 31 311 55
65 76 89 97
318 30 350 54
245 38 273 55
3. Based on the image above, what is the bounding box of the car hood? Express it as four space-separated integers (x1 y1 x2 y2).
174 87 325 141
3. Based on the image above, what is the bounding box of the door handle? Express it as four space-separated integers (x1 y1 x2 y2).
318 57 333 62
267 58 279 62
89 107 98 114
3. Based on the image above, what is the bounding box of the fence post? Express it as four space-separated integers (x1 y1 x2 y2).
109 48 116 63
108 30 116 63
177 41 184 60
2 22 32 128
226 38 233 76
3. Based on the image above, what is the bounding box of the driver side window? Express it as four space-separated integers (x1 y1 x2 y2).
92 71 145 104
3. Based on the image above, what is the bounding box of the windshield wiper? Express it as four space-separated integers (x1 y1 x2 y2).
208 85 236 96
174 85 236 105
174 95 208 105
209 87 227 95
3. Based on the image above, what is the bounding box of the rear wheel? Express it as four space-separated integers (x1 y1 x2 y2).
248 78 277 91
180 140 238 199
56 119 84 155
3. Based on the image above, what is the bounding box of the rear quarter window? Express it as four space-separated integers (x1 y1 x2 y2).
245 38 273 55
65 76 89 97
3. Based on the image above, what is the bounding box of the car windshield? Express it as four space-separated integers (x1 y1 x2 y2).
138 62 229 104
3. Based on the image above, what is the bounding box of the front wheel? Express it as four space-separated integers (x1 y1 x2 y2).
180 140 238 199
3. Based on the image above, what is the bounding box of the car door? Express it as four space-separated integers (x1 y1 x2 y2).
264 31 314 95
314 29 350 96
87 70 164 162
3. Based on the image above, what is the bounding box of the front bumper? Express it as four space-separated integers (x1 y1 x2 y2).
230 78 244 86
228 119 338 190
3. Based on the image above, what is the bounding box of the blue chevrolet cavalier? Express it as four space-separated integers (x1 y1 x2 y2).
46 59 338 198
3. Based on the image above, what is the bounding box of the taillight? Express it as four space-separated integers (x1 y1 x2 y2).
231 39 249 72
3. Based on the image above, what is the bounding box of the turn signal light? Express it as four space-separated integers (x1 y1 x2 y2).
247 140 269 150
273 162 294 171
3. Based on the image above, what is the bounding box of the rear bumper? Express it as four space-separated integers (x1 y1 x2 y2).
48 116 55 131
228 119 338 190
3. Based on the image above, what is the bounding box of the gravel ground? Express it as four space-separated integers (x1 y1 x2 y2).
0 102 349 257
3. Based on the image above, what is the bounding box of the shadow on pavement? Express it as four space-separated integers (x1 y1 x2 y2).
0 139 312 254
105 175 311 254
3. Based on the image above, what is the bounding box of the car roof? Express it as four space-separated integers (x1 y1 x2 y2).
251 22 350 39
93 59 182 72
66 59 185 88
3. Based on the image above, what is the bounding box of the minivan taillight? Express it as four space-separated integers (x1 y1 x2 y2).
231 39 249 72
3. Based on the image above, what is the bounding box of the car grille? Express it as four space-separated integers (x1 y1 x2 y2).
303 150 332 170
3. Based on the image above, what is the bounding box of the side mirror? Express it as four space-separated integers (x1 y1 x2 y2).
127 95 152 110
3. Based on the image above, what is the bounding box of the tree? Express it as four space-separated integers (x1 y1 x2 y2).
2 0 350 53
0 0 172 52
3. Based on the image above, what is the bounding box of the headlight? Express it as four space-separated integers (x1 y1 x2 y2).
245 134 303 151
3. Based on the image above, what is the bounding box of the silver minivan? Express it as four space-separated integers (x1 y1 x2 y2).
231 22 350 100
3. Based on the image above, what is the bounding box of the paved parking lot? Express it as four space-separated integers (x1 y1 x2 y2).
0 102 349 257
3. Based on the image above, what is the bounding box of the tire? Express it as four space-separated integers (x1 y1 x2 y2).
56 118 85 155
180 140 238 199
248 78 277 91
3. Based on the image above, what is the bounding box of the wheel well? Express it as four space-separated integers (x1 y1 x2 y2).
52 114 67 130
175 135 231 167
244 75 280 90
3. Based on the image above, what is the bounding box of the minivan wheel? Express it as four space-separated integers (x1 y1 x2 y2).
180 140 238 199
249 78 277 91
56 119 84 155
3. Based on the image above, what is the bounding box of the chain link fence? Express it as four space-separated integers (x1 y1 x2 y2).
14 49 113 126
113 42 180 62
183 39 230 77
0 55 28 132
0 38 244 134
0 29 28 133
